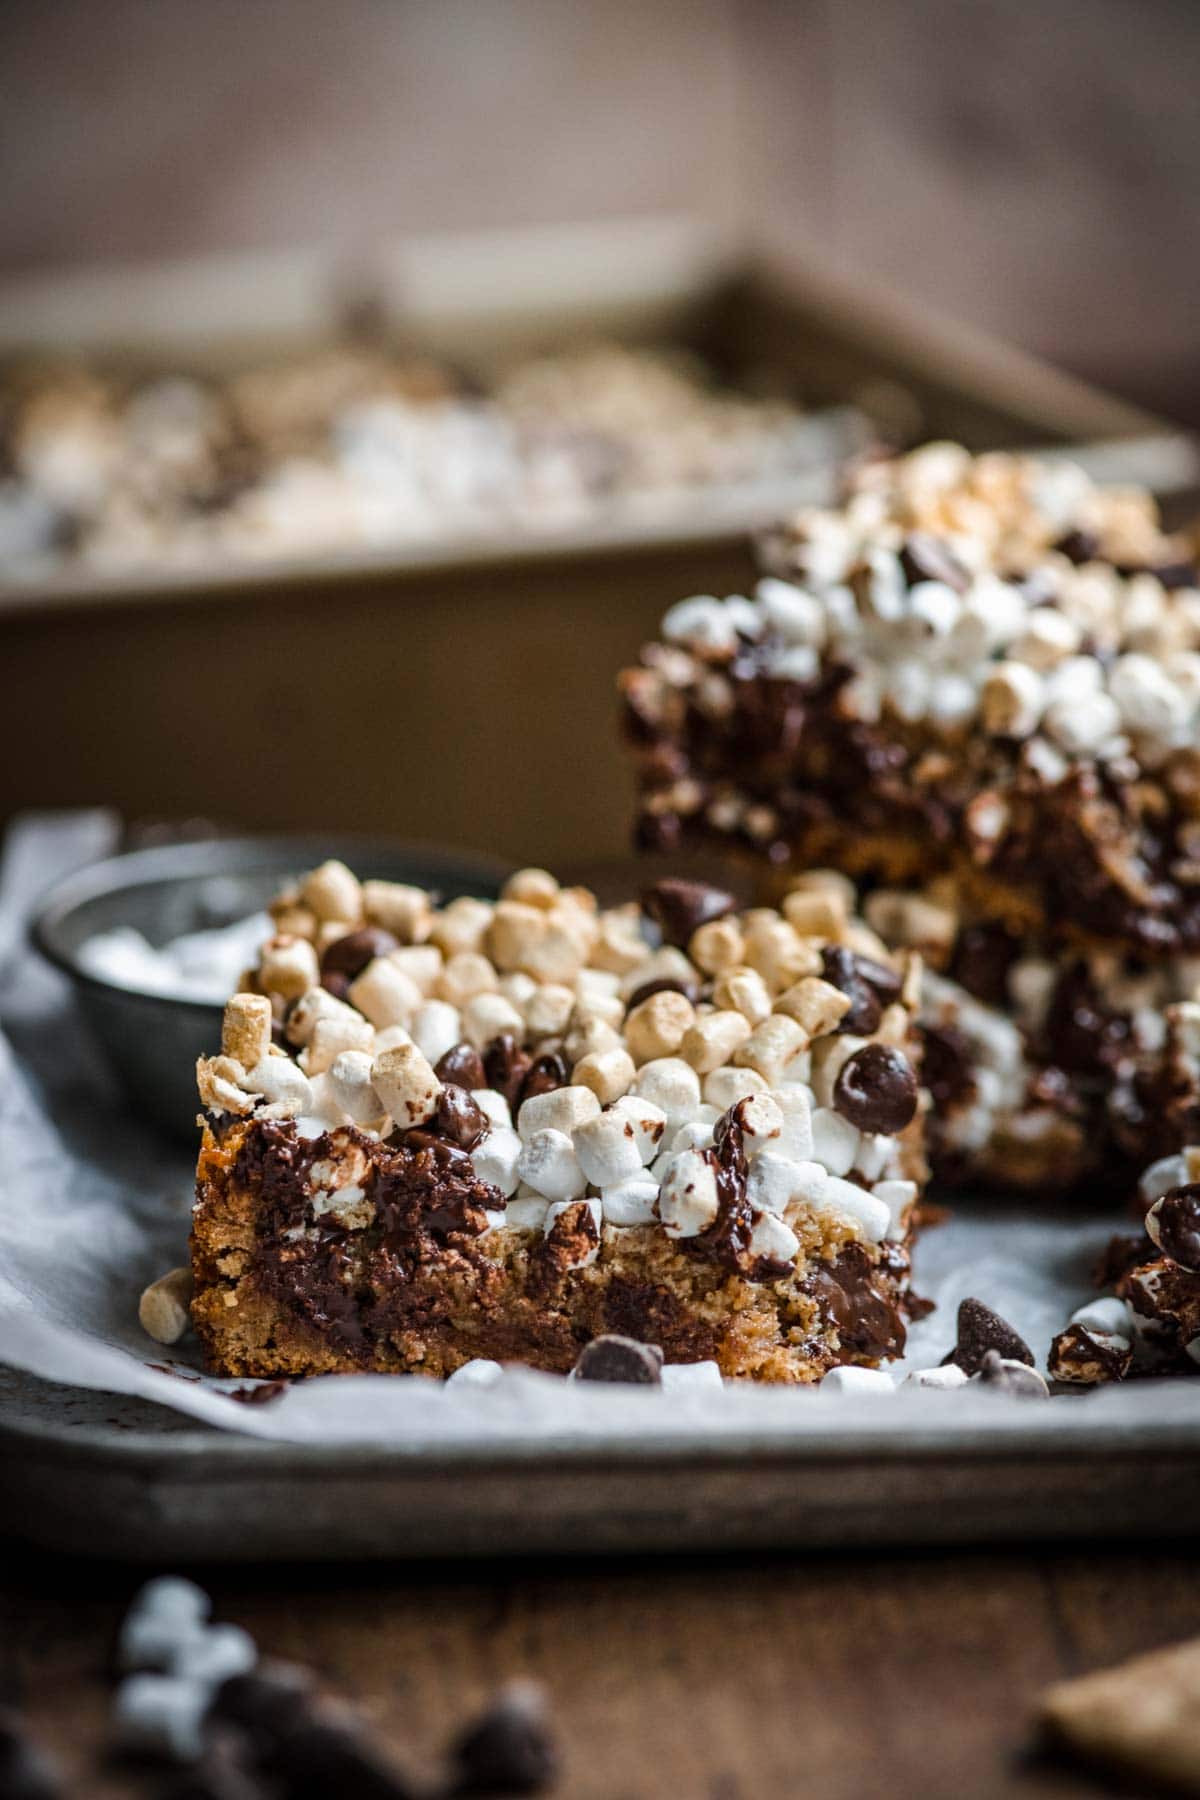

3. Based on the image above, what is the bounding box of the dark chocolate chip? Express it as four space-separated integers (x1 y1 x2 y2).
435 1086 489 1151
319 926 399 985
898 532 969 594
209 1663 316 1759
483 1034 532 1112
949 922 1019 1009
269 1717 416 1800
0 1711 61 1800
436 1043 487 1092
625 974 700 1011
1151 1184 1200 1272
519 1051 569 1107
918 1022 974 1110
320 971 352 1002
819 946 884 1034
572 1335 664 1384
942 1297 1034 1376
640 878 737 948
1116 557 1198 589
449 1681 558 1796
972 1349 1049 1399
832 1044 918 1134
634 811 682 856
1054 527 1100 565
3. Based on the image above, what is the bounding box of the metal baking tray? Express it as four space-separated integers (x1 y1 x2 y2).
3 1362 1198 1562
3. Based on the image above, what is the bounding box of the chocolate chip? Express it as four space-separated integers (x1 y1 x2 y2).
483 1034 532 1111
819 946 884 1034
319 926 398 985
898 532 969 593
1116 557 1198 589
832 1044 918 1134
971 1349 1049 1399
949 922 1019 1008
448 1681 558 1796
436 1043 487 1092
320 971 352 1002
572 1335 664 1384
1151 1184 1200 1271
519 1051 569 1107
640 878 736 948
1054 527 1100 565
270 1717 416 1800
435 1086 489 1151
0 1711 61 1800
918 1022 974 1110
156 1737 266 1800
229 1381 288 1405
941 1296 1034 1376
210 1663 316 1759
625 974 700 1011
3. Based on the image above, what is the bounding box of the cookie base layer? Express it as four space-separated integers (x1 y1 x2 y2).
192 1118 918 1383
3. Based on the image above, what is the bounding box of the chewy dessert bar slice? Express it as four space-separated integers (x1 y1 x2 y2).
191 861 927 1382
620 444 1200 1191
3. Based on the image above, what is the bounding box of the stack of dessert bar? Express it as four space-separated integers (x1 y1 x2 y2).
622 443 1200 1376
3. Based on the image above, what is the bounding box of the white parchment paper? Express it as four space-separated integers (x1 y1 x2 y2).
2 812 1196 1448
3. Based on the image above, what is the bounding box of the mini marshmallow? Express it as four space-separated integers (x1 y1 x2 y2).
617 946 696 1000
371 1042 441 1129
1070 1296 1135 1338
601 1177 660 1226
503 867 561 908
301 859 362 923
731 1091 784 1154
811 1106 861 1176
809 1034 868 1108
243 1056 312 1116
816 1176 891 1244
573 1110 645 1188
743 915 820 990
436 951 497 1007
472 1087 512 1130
516 1128 587 1202
712 965 772 1024
327 1050 384 1127
524 982 576 1037
113 1673 209 1761
573 1046 636 1104
171 1623 257 1689
471 1126 522 1197
749 1210 800 1265
409 999 462 1068
1043 689 1123 756
257 935 320 1002
746 1151 804 1216
671 1119 716 1154
734 1014 807 1083
542 1197 602 1267
703 1064 771 1109
517 1084 601 1142
662 593 738 653
499 969 538 1009
1011 607 1082 669
608 1094 670 1162
138 1267 194 1345
873 1177 918 1240
348 957 423 1029
284 985 363 1047
427 894 493 956
681 1009 752 1073
819 1365 895 1395
311 1183 373 1229
362 879 433 941
371 1023 413 1055
771 1085 815 1160
658 1149 720 1238
303 1009 375 1075
773 975 852 1039
980 660 1044 738
504 1194 550 1230
632 1057 703 1133
903 1364 969 1390
564 1014 623 1064
689 916 746 976
661 1360 724 1391
221 993 272 1070
461 990 525 1049
625 989 696 1064
447 1358 504 1387
389 944 443 995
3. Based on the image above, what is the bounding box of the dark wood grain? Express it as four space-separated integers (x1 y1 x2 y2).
4 1541 1199 1798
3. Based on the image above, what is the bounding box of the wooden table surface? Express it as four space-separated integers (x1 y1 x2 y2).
5 1537 1198 1799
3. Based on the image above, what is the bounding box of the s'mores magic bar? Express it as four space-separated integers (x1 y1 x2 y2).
191 861 926 1381
621 444 1200 1192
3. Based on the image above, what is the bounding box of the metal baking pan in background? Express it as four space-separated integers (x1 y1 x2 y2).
0 217 1195 873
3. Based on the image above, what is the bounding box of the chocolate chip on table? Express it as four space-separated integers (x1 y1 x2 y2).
435 1086 489 1151
572 1335 664 1384
1147 1183 1200 1271
640 878 737 948
898 532 969 593
448 1681 559 1796
319 926 399 986
483 1034 532 1112
436 1043 488 1093
832 1044 918 1134
269 1716 416 1800
519 1051 569 1107
941 1297 1034 1376
625 974 701 1011
971 1349 1049 1399
0 1709 62 1800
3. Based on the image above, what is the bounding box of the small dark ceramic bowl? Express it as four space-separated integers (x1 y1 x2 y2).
32 834 512 1141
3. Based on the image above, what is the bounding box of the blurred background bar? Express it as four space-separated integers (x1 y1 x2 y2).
1 0 1197 866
